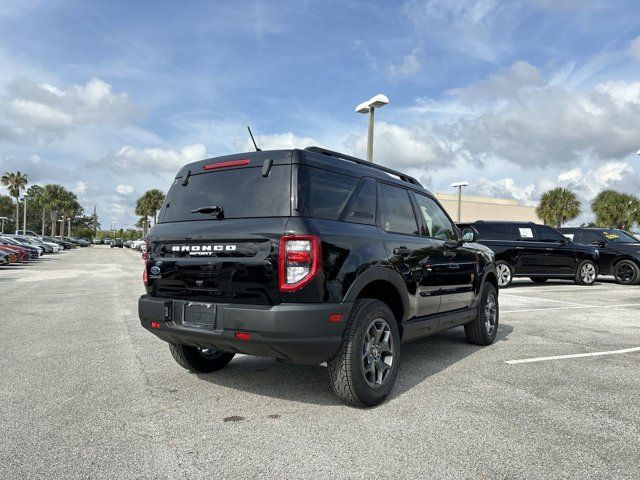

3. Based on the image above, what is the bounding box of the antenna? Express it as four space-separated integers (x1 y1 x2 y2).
247 126 261 151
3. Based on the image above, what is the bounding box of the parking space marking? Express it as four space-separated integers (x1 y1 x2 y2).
503 285 630 294
506 346 640 364
499 293 584 306
502 303 640 313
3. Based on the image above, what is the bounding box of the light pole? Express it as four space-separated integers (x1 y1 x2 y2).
0 216 7 235
22 195 28 235
451 181 470 222
355 94 389 162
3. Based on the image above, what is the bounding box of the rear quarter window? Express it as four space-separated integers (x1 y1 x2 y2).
296 165 359 221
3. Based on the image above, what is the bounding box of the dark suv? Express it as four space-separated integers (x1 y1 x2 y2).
462 221 600 288
559 228 640 285
138 147 499 407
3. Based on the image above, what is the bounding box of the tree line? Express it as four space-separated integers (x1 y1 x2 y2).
1 171 96 237
536 187 640 230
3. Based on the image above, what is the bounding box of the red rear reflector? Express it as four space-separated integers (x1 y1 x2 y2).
328 314 343 323
142 237 149 260
143 266 148 285
234 332 251 341
203 159 250 171
285 251 311 263
150 321 160 329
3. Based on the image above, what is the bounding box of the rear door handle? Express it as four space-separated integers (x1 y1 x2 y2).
393 246 411 256
545 248 554 251
516 246 524 250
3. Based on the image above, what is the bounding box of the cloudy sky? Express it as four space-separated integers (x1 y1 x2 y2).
1 0 639 228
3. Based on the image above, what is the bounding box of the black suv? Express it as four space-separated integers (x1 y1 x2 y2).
462 221 600 288
559 228 640 285
138 147 499 407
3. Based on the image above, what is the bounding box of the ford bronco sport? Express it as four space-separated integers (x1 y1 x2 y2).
139 147 499 406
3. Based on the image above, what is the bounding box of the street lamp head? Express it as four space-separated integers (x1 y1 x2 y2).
451 181 470 188
355 94 389 114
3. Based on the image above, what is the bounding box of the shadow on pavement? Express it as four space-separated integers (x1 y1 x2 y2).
196 323 513 407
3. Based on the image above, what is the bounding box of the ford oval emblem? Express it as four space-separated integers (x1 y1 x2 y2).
150 266 161 275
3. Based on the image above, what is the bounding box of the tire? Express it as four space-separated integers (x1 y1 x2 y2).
465 283 499 346
574 260 597 285
613 260 640 285
495 261 513 288
327 299 400 408
530 277 548 283
169 344 235 373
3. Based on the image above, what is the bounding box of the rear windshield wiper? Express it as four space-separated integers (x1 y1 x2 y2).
190 205 225 219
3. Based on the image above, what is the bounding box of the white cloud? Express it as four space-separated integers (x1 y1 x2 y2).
73 181 88 194
344 122 452 169
433 62 640 168
105 143 207 173
388 46 422 79
401 0 505 63
116 184 134 195
0 76 141 143
236 132 321 152
629 36 640 60
475 177 537 206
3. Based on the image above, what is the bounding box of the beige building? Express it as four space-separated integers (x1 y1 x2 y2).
435 193 540 223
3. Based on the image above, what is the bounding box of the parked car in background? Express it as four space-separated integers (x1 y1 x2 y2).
103 237 112 246
0 243 28 262
460 221 600 287
1 236 40 258
93 238 102 244
110 238 124 248
560 227 640 285
5 235 46 256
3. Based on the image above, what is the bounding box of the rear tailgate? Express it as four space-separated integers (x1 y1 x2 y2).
147 154 292 306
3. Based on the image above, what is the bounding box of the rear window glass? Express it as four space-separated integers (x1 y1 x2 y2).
159 165 291 222
474 223 512 240
296 166 359 221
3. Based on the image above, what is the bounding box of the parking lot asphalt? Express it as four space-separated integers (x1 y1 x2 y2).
1 246 639 479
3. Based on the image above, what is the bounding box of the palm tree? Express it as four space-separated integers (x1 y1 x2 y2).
1 171 28 233
59 190 81 239
41 184 67 237
535 187 581 228
135 196 151 237
144 189 166 224
591 190 640 229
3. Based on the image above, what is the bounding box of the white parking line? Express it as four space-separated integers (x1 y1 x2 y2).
506 346 640 364
502 303 640 313
500 293 584 306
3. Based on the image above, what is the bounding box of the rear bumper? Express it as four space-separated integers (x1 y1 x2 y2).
138 295 352 365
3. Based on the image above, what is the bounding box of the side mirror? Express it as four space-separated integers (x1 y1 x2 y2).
461 226 479 243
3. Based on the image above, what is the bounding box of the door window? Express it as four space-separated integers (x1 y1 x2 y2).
413 193 457 241
536 226 567 242
579 230 603 245
378 184 419 235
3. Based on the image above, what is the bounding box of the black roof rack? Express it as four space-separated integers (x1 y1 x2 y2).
304 146 422 187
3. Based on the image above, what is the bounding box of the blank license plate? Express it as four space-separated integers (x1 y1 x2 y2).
183 303 217 329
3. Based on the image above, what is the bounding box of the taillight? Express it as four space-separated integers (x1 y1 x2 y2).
278 235 321 292
143 265 148 285
142 238 149 260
